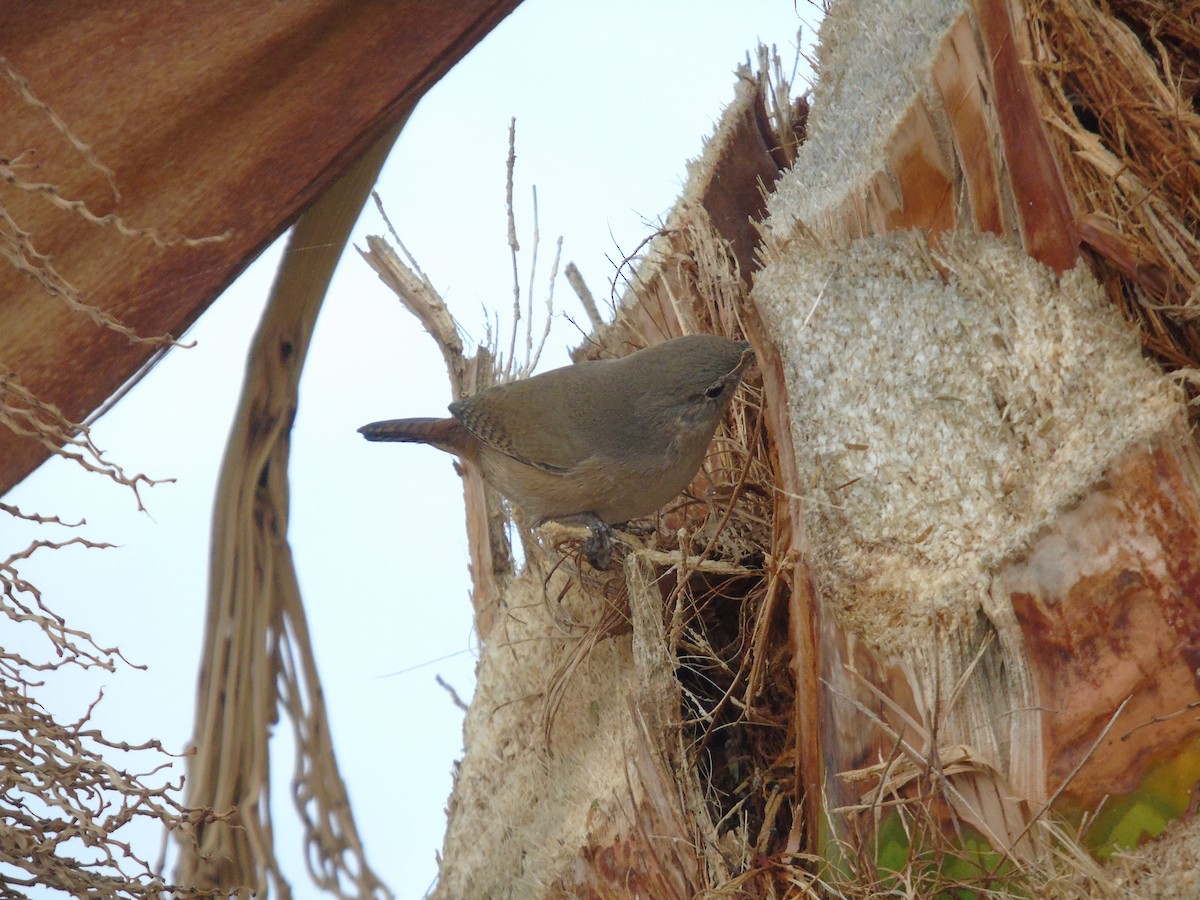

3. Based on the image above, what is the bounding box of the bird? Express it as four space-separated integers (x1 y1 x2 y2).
358 333 754 568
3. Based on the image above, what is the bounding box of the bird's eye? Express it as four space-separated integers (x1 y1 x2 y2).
704 381 725 399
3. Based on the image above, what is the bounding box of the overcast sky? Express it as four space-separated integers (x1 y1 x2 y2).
4 3 819 896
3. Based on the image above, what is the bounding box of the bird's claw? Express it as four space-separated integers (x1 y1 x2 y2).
582 515 615 570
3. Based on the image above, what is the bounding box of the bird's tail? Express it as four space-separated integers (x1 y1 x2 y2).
357 417 469 457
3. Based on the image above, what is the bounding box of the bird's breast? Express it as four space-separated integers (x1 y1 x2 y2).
476 415 712 526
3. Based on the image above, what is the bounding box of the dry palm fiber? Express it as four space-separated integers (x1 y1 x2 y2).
1 531 223 898
1025 0 1200 369
175 124 402 899
753 225 1181 894
750 0 1200 892
1112 811 1200 899
754 233 1181 650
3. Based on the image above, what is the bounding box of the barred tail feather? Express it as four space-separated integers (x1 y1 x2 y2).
357 416 470 457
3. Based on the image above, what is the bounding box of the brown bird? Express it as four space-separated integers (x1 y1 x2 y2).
359 333 753 568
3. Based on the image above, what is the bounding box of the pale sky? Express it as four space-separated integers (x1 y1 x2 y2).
3 3 819 896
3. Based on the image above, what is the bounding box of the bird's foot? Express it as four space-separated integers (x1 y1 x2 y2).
581 513 615 570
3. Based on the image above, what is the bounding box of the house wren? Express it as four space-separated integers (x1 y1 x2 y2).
358 333 753 568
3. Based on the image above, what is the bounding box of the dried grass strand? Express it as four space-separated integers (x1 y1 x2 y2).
1026 0 1200 361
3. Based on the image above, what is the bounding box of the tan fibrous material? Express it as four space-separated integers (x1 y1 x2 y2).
754 230 1183 651
437 559 699 899
751 0 1200 887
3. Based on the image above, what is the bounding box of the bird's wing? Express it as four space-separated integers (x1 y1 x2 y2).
449 383 589 474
